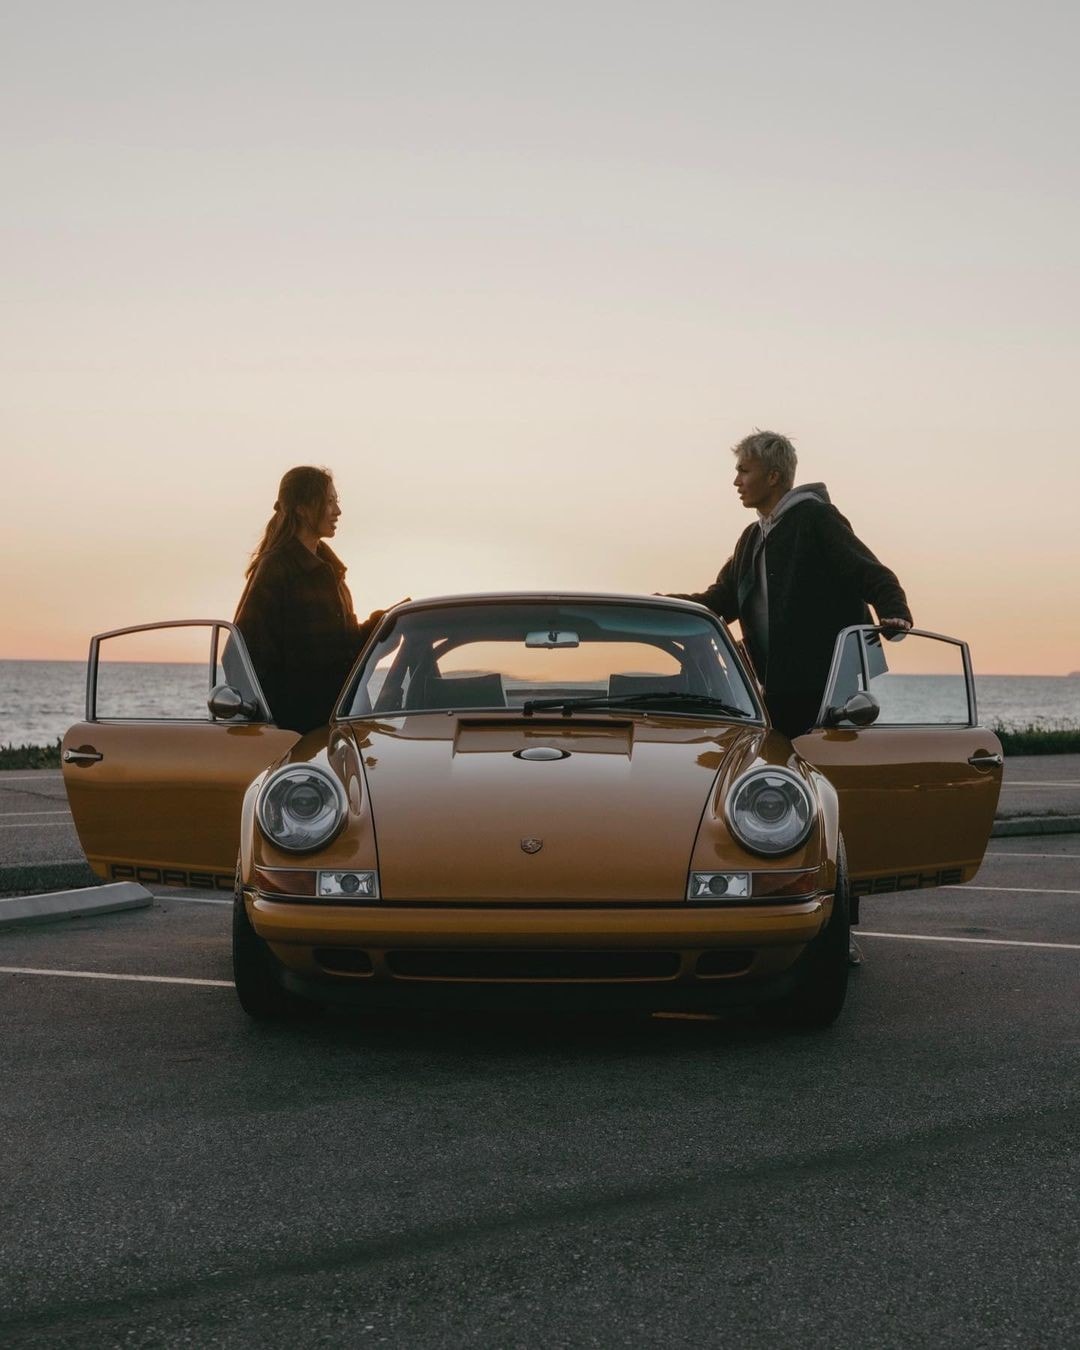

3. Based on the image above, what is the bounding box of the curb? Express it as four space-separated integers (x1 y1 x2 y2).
991 815 1080 838
0 861 100 895
0 881 153 928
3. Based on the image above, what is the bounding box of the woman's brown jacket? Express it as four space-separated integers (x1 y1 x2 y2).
235 539 380 734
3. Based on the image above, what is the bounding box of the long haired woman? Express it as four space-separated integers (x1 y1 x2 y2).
234 466 388 733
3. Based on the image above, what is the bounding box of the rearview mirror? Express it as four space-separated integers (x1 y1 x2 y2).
208 683 259 721
525 630 580 649
823 691 880 728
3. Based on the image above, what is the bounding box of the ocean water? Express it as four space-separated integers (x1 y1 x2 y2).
2 660 1079 747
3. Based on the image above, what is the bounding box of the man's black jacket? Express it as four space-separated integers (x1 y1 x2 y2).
675 497 911 731
235 538 381 734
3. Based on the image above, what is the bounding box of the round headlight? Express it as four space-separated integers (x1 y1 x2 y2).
725 767 815 857
256 766 347 853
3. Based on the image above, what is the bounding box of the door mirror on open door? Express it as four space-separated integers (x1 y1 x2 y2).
823 690 880 728
207 683 260 721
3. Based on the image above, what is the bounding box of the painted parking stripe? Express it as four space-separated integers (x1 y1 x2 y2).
0 856 86 865
860 932 1080 952
0 810 70 817
0 966 232 987
946 884 1080 897
986 850 1080 859
3 932 1078 996
0 815 74 826
0 822 77 830
166 896 231 906
1000 782 1080 788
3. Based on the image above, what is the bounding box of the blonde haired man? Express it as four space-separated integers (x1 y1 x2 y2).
672 430 912 739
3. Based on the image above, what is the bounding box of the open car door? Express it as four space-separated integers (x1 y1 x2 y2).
793 627 1003 901
62 621 299 890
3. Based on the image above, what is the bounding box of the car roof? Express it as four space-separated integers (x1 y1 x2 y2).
388 591 714 614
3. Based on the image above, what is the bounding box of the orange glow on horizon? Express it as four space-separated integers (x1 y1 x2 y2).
3 6 1077 678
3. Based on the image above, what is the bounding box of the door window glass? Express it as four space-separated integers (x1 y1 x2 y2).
824 629 972 727
216 630 266 717
867 632 970 725
827 631 865 709
95 625 216 721
93 623 267 722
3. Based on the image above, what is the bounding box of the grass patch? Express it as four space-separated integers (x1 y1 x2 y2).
993 725 1080 755
0 739 62 770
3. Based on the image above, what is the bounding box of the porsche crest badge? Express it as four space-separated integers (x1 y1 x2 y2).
520 838 543 854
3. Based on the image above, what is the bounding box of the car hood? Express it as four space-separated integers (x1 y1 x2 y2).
347 715 763 901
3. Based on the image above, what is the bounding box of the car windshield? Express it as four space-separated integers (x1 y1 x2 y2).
341 601 760 720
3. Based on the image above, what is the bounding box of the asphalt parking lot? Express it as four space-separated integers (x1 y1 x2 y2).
2 837 1078 1348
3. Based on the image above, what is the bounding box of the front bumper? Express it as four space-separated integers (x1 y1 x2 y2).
247 891 832 1009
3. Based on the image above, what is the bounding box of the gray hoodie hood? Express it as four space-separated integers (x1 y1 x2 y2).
759 482 831 537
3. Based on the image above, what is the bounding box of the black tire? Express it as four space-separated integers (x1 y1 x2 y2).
760 836 851 1031
232 863 295 1019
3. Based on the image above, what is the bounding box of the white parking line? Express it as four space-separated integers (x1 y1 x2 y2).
986 851 1080 859
167 896 231 906
1000 782 1080 788
0 811 70 817
861 932 1080 952
946 884 1080 897
0 813 73 831
0 966 232 987
0 815 74 826
0 856 88 866
3 931 1078 995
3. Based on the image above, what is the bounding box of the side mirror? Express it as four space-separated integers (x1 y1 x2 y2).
208 683 259 721
823 691 880 729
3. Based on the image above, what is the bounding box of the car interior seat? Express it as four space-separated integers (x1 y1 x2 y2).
411 672 507 710
607 673 688 698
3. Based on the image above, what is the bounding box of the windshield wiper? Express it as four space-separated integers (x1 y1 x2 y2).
521 691 753 718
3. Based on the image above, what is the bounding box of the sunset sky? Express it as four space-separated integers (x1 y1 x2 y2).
3 1 1077 674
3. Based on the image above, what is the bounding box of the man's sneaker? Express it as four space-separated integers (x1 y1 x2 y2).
848 934 864 967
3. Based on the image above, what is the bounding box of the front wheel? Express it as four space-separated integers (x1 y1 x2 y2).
232 863 295 1019
760 836 851 1031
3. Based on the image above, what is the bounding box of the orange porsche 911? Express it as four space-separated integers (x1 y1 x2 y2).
62 594 1002 1028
